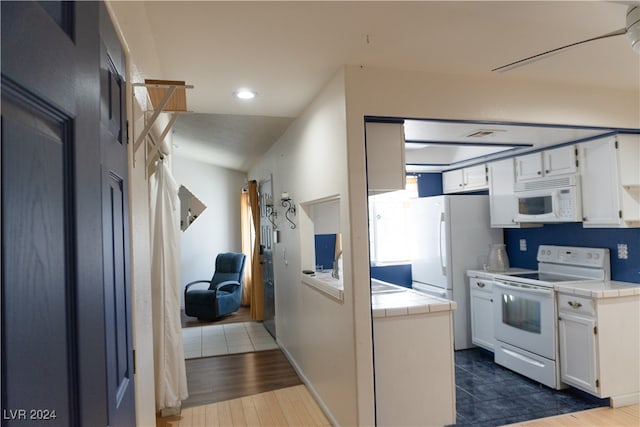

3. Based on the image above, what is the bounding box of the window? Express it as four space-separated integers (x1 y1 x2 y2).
368 176 418 264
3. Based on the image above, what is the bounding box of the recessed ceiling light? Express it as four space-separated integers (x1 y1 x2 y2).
234 88 257 100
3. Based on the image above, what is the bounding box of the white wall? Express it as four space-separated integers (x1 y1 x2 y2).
341 64 640 425
249 69 359 426
172 156 246 307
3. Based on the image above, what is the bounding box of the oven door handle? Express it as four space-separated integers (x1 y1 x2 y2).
493 281 554 297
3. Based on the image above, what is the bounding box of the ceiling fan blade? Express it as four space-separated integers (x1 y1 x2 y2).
492 27 628 73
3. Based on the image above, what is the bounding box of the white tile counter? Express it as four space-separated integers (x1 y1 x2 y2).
555 280 640 298
371 288 456 318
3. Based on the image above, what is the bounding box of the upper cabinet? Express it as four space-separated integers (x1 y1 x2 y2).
515 145 577 181
365 122 406 194
488 158 518 228
579 134 640 228
443 164 488 194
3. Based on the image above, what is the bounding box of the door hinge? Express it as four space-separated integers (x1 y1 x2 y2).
619 210 623 219
594 326 598 335
133 349 136 374
596 379 600 388
615 140 619 149
575 159 579 168
126 120 130 144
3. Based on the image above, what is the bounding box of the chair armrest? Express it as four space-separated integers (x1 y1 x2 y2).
185 280 211 294
215 280 241 293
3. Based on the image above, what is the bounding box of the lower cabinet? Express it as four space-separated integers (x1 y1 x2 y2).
557 292 640 404
558 305 597 393
469 278 494 352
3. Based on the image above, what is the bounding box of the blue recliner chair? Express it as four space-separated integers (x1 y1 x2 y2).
184 252 246 321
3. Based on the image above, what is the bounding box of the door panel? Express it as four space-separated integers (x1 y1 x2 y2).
100 4 135 423
2 95 75 426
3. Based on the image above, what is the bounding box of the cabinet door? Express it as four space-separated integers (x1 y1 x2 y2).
488 159 518 227
470 280 494 351
365 122 406 193
544 145 577 177
464 164 488 190
443 169 464 193
515 152 543 181
558 313 598 394
579 137 622 227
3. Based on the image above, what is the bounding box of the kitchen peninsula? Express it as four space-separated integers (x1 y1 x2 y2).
371 279 457 426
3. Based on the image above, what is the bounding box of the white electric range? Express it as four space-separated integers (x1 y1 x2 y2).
491 245 610 389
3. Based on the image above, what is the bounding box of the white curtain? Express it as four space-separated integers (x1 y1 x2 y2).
150 160 188 411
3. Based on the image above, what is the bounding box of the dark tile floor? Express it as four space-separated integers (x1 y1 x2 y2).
450 348 609 427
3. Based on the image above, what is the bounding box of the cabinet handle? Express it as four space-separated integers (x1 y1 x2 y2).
537 171 542 175
545 169 549 174
568 301 582 309
477 282 485 288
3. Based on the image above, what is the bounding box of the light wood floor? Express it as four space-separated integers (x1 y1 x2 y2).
507 404 639 427
160 393 638 427
157 384 330 427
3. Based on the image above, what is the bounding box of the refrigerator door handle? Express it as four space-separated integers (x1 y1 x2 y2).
439 211 446 275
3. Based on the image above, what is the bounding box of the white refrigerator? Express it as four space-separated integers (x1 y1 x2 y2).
409 195 503 350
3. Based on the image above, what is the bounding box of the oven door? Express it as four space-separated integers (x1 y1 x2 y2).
493 281 556 359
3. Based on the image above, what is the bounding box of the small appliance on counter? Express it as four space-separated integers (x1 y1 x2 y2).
486 243 510 272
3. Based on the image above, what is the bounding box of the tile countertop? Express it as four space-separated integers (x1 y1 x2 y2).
554 280 640 298
371 287 456 318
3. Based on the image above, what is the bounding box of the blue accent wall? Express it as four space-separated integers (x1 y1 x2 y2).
504 224 640 283
417 173 443 197
370 264 413 288
314 234 336 270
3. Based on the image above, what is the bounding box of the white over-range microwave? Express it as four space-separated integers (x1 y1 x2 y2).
514 175 582 223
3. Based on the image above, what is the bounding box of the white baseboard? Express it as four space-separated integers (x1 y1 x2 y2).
609 391 640 408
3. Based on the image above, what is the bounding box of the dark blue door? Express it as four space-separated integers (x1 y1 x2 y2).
1 2 135 425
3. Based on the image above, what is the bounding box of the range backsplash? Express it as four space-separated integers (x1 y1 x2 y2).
504 223 640 283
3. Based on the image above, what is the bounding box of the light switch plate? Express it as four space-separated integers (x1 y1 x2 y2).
617 243 628 260
519 239 527 251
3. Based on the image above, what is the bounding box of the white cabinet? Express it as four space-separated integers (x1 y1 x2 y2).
488 158 517 227
515 145 577 181
365 122 406 194
469 278 494 351
580 134 640 228
557 291 640 403
443 164 487 194
557 294 598 393
443 169 464 193
544 145 578 177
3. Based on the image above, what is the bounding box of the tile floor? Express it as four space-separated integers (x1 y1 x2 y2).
451 348 608 427
182 322 278 359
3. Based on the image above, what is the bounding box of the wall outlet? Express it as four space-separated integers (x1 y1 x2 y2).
519 239 527 251
617 243 628 260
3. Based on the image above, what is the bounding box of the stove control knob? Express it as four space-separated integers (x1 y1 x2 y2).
587 253 593 259
594 253 600 259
